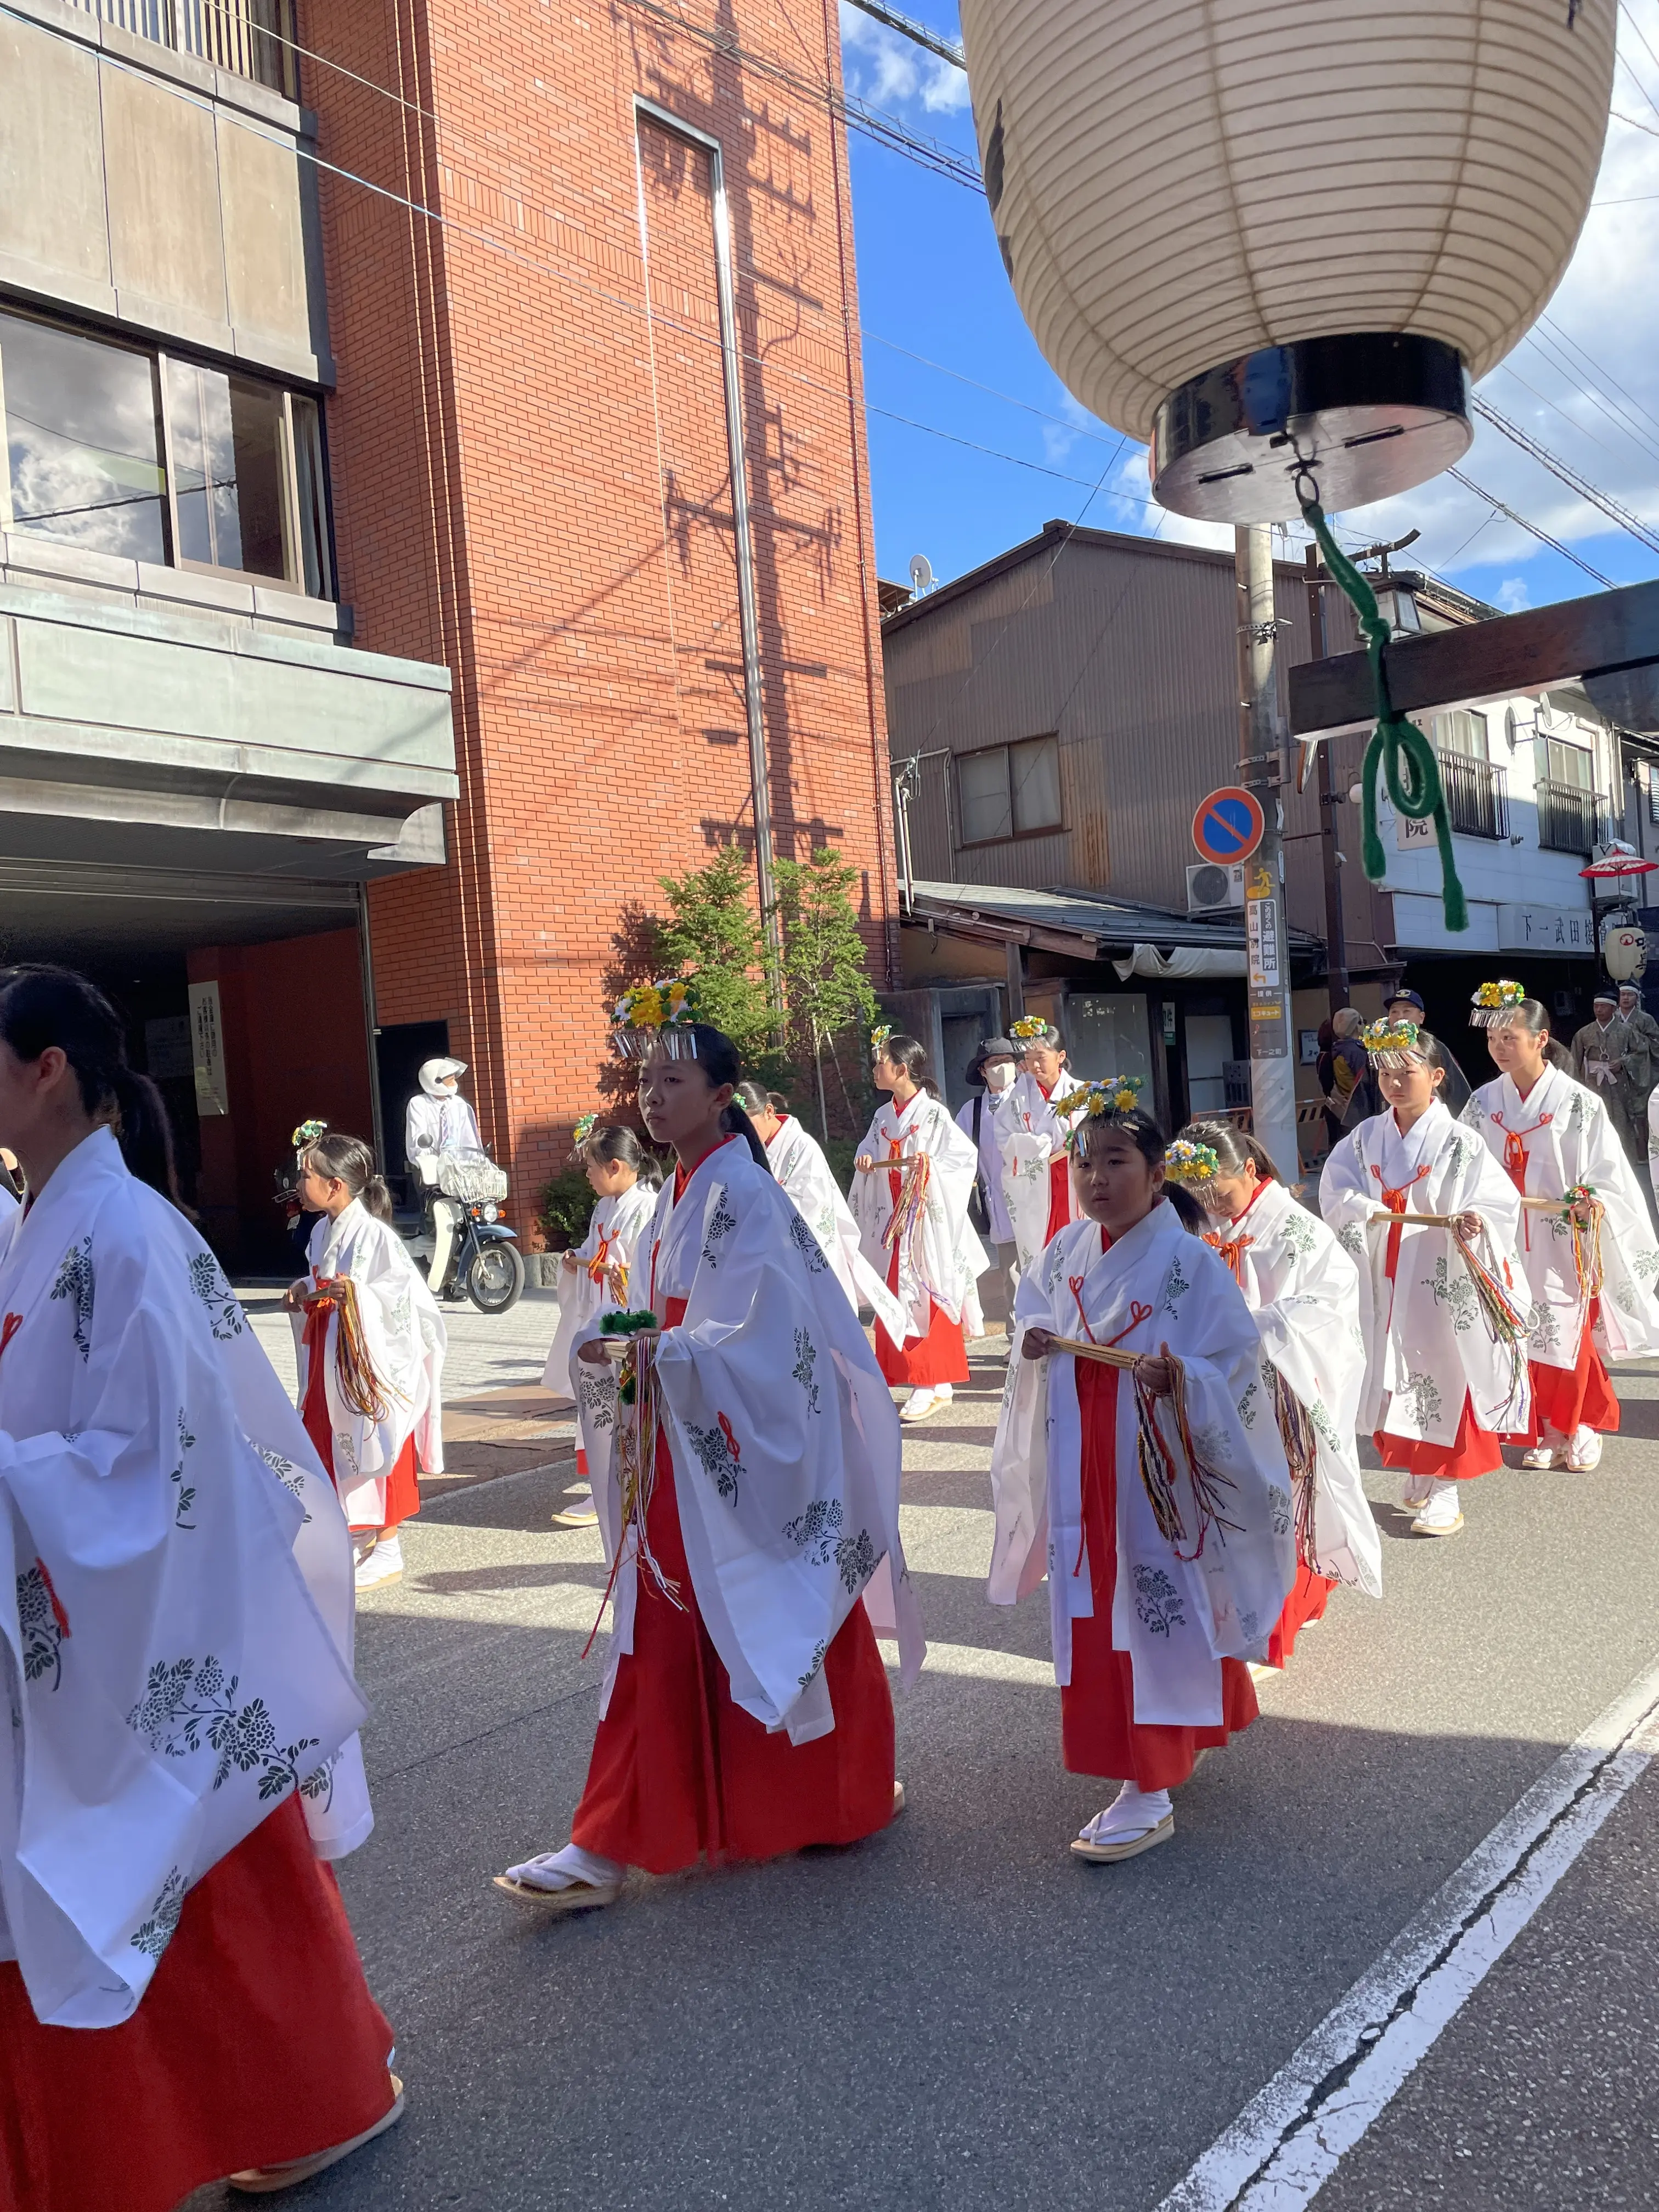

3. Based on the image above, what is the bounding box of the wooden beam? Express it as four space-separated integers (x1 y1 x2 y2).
1289 575 1659 737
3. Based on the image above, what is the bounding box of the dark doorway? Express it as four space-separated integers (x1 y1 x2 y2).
376 1019 449 1206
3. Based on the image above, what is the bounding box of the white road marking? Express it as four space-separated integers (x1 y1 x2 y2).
1158 1657 1659 2211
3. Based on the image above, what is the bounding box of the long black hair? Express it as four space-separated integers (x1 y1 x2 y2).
875 1031 941 1099
0 964 179 1201
1178 1116 1279 1184
299 1130 394 1222
1072 1105 1203 1233
579 1122 663 1189
656 1024 770 1172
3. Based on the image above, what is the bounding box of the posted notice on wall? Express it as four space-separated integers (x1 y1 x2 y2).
1246 895 1282 989
188 980 230 1118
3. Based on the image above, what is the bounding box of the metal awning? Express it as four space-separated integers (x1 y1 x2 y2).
906 880 1321 962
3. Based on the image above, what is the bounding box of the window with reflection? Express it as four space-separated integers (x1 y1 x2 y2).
0 308 331 597
0 312 167 562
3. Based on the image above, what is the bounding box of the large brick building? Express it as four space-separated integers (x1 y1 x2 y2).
0 0 894 1260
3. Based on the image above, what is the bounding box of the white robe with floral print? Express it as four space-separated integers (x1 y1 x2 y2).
573 1139 924 1747
0 1128 371 2029
1319 1101 1531 1445
765 1114 905 1339
1464 1065 1659 1369
992 1071 1088 1275
296 1199 446 1526
1204 1179 1381 1598
989 1202 1295 1723
848 1089 989 1343
542 1179 658 1400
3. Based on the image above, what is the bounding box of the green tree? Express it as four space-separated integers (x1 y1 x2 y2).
657 845 778 1070
776 845 877 1138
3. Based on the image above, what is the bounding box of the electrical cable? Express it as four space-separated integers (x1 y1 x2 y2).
1471 397 1659 556
1446 469 1617 586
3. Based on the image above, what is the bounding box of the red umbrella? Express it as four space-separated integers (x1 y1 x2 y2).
1580 840 1659 880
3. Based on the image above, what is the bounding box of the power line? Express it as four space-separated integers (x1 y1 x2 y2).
1471 397 1659 556
1447 468 1616 585
842 0 964 70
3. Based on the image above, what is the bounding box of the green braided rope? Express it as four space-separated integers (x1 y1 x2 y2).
1300 499 1468 934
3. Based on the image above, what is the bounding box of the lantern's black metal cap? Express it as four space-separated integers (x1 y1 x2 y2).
1150 332 1471 524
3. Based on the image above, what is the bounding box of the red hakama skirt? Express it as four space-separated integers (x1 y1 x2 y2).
1267 1560 1335 1669
571 1297 898 1874
302 1304 421 1531
1060 1361 1259 1792
1374 1392 1504 1483
1511 1299 1619 1443
1045 1154 1072 1247
0 1795 394 2212
872 1188 969 1387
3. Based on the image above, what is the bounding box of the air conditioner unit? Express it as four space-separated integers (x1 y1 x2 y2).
1187 861 1246 916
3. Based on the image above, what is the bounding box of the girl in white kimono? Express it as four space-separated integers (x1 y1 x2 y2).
850 1030 989 1421
0 966 399 2207
1175 1120 1382 1666
994 1017 1091 1274
990 1097 1294 1863
543 1119 662 1527
1464 983 1659 1472
734 1082 904 1336
495 1003 921 1913
287 1128 446 1592
544 1122 660 1398
1321 1022 1530 1540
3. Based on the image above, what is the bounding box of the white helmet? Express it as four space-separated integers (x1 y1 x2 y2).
418 1057 466 1099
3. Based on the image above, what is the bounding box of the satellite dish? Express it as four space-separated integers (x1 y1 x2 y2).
908 553 934 594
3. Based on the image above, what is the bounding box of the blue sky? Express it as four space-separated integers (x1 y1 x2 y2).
838 0 1659 612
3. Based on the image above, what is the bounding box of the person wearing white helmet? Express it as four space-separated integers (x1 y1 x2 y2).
405 1057 483 1297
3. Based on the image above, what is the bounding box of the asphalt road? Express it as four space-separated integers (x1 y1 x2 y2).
181 1312 1659 2212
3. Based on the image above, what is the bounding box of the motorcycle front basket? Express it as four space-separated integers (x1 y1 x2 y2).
435 1150 509 1204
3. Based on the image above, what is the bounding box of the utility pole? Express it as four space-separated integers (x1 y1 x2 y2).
1304 544 1350 1018
1235 524 1299 1181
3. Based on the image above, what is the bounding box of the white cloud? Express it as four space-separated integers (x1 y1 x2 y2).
1495 577 1531 612
838 2 970 116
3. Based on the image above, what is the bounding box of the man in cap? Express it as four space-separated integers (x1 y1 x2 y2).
956 1034 1020 1324
1386 986 1472 1115
406 1056 484 1296
1572 992 1640 1156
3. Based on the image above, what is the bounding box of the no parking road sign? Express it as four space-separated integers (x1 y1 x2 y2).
1192 785 1265 866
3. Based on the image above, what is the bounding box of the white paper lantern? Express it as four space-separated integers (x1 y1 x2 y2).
959 1 1616 522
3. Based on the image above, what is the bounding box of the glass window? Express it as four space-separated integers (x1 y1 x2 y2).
1540 736 1593 791
958 747 1012 845
1011 733 1062 833
0 311 167 562
1062 993 1154 1089
1437 708 1489 760
165 359 289 579
290 394 331 599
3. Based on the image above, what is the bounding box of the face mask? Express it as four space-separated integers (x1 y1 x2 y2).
984 1062 1015 1094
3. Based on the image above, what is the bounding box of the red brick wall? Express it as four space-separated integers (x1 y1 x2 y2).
302 0 896 1225
187 930 374 1269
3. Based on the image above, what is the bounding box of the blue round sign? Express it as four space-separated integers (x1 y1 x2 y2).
1192 785 1265 865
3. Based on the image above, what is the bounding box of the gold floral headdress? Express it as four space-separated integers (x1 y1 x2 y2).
572 1111 599 1147
1058 1075 1143 1149
1470 979 1526 1030
612 978 699 1060
292 1117 329 1151
1362 1015 1424 1069
1009 1014 1049 1042
870 1022 894 1054
1163 1137 1221 1184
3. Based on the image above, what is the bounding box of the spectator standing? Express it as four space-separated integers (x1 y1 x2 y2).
1617 984 1659 1137
955 1035 1020 1324
1572 991 1640 1153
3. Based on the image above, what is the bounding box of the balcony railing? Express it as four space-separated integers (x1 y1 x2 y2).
1537 778 1610 856
1436 750 1509 840
69 0 295 95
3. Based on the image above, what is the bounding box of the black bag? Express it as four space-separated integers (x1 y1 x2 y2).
966 1094 992 1237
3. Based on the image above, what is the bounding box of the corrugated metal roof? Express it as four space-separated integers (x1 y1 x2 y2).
910 879 1319 954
